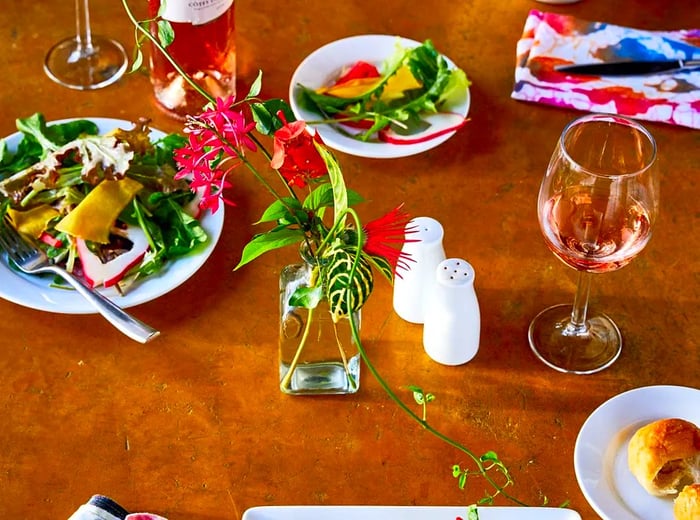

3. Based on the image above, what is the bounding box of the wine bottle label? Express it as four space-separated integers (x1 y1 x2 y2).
160 0 234 26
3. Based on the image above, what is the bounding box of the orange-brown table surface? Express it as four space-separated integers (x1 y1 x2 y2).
0 1 698 519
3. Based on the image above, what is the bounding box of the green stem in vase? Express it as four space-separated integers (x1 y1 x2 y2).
279 304 314 392
279 265 319 392
332 316 358 391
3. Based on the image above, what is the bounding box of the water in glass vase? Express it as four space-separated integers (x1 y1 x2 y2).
279 262 360 395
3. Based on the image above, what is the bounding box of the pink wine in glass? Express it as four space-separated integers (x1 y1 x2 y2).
541 187 652 274
148 0 236 119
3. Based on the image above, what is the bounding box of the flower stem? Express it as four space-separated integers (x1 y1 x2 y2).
280 265 319 392
347 312 529 507
120 0 215 105
280 305 314 392
332 318 357 391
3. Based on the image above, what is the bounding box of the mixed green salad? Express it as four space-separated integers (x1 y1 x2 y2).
0 114 207 294
296 39 470 143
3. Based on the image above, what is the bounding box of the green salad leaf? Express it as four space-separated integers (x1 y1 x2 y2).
296 39 470 141
0 113 207 293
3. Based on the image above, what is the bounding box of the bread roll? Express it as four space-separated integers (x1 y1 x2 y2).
627 418 700 496
674 484 700 520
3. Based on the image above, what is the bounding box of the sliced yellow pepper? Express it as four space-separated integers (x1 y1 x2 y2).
317 66 422 101
317 77 381 98
55 177 143 243
6 205 60 238
380 66 423 101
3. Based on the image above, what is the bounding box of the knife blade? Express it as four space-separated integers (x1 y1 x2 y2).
555 59 700 76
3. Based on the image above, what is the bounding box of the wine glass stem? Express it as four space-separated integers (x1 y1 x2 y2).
569 271 592 333
75 0 95 56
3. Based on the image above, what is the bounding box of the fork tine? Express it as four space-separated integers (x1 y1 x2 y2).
0 216 40 263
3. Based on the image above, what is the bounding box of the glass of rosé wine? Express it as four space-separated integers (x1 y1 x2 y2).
44 0 127 90
528 113 659 374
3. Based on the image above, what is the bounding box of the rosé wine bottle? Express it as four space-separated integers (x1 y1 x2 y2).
148 0 236 119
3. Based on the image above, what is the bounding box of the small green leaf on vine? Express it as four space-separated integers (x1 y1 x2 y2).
408 385 435 405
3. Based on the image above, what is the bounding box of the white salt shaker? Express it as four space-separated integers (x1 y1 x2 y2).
392 217 446 324
423 258 480 365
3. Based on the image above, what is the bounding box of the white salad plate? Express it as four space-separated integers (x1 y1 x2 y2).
574 385 700 520
289 34 470 159
242 505 581 520
0 117 224 314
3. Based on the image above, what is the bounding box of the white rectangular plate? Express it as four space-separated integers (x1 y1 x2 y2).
242 506 582 520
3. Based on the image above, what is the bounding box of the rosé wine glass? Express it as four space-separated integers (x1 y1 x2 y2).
44 0 127 90
529 113 659 374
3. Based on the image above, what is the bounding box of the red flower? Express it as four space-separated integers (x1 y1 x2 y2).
361 204 417 276
270 114 328 188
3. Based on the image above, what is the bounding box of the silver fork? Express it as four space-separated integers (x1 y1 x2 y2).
0 216 160 343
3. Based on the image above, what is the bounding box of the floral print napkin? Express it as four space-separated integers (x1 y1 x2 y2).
512 10 700 129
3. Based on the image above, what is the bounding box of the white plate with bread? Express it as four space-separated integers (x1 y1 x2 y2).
574 385 700 520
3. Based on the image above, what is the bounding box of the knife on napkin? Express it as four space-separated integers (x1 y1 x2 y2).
556 59 700 76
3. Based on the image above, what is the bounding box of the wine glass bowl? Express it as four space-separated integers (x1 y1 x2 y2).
529 114 659 374
44 0 127 90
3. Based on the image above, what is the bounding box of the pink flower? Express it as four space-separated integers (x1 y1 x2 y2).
173 96 255 213
270 114 328 188
362 204 417 276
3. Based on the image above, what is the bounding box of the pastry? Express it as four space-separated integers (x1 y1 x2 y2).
627 418 700 496
674 484 700 520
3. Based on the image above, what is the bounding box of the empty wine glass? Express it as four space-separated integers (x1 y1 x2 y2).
529 113 659 374
44 0 128 90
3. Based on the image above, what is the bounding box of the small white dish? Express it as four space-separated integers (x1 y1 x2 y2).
0 117 224 314
242 505 581 520
574 385 700 520
289 34 470 159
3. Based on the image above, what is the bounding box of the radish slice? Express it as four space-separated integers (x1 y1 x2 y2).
39 232 63 248
333 114 375 130
378 112 468 145
77 225 150 288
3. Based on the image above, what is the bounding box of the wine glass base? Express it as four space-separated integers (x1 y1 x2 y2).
44 35 127 90
528 304 622 374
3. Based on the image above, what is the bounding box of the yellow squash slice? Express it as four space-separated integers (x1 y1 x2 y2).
55 177 143 243
6 205 60 238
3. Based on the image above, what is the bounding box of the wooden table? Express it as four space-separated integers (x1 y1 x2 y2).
0 1 698 518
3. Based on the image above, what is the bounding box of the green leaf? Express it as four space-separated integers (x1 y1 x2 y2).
246 70 263 99
289 285 323 309
480 451 500 463
466 505 480 520
458 473 468 490
157 20 175 48
130 48 144 73
304 184 364 212
15 113 59 155
235 228 305 269
364 253 393 284
256 197 304 224
315 145 346 227
250 99 295 135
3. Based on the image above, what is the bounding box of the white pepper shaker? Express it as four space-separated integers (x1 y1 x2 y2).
423 258 480 365
392 217 446 324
